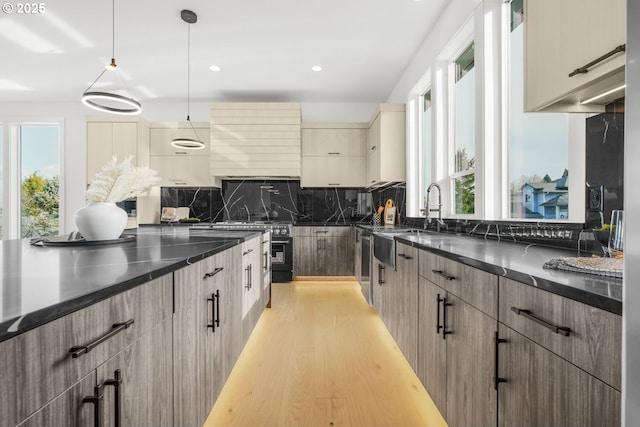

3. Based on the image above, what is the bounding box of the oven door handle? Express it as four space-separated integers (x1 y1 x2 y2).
272 240 291 244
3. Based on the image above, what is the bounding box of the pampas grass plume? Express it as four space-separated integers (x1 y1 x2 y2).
86 156 160 203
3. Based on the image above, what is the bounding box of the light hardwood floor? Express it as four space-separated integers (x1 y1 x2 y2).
204 280 447 427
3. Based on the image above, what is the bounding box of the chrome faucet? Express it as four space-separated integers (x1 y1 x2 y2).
424 183 446 232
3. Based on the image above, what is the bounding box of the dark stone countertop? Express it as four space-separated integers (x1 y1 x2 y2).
375 229 622 315
0 226 263 343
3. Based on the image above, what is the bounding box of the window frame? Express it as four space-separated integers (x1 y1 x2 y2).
1 118 65 239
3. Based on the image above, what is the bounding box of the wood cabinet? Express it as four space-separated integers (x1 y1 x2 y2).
524 0 626 112
4 274 173 427
367 104 405 187
149 122 216 187
293 226 354 276
417 276 447 416
389 243 419 370
173 245 243 427
415 249 497 426
242 236 263 343
86 116 150 180
261 232 272 308
496 277 621 427
301 123 367 187
354 228 363 283
210 102 301 178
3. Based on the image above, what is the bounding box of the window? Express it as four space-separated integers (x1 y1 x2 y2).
1 122 61 239
507 0 570 220
451 42 475 215
422 89 432 198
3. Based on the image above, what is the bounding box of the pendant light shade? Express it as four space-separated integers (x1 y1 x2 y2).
171 9 205 150
82 0 142 115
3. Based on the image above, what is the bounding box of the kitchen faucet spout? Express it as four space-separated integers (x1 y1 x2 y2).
424 183 446 231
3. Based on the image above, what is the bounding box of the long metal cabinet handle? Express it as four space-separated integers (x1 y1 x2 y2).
510 307 571 336
103 369 122 427
264 251 269 271
245 266 251 290
207 292 217 333
203 267 224 279
83 385 104 427
378 264 385 285
243 249 253 256
493 332 507 390
441 297 452 340
568 44 625 77
432 269 456 281
215 290 220 328
436 294 443 334
70 319 135 358
398 253 412 260
315 230 329 233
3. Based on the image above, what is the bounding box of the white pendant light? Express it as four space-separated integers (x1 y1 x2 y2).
171 10 205 150
81 0 142 115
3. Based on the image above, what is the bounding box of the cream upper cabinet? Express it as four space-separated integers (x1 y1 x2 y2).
86 116 149 181
301 123 367 187
149 122 216 187
210 102 301 178
367 104 405 187
524 0 626 112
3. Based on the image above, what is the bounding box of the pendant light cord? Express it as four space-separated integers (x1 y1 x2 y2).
186 20 201 142
112 0 115 60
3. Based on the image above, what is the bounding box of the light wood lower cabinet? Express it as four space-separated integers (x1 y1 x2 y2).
497 324 621 427
241 236 263 343
6 274 173 427
390 243 419 371
294 226 354 276
173 246 243 427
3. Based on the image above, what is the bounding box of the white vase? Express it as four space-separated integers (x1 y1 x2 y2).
75 202 128 241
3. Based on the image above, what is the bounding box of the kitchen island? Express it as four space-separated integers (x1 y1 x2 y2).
0 226 264 343
0 225 269 427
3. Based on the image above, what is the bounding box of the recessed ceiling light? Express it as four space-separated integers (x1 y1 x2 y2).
209 65 221 72
311 65 323 72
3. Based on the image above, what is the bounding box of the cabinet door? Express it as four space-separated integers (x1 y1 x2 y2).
87 122 114 179
98 318 173 427
261 232 272 307
445 294 496 427
150 155 214 186
301 155 366 187
302 127 366 156
524 0 626 112
17 374 95 427
417 276 447 417
498 324 621 427
367 115 381 185
241 237 263 343
354 229 362 282
393 244 419 371
293 235 316 276
322 236 352 276
112 123 139 164
173 260 211 427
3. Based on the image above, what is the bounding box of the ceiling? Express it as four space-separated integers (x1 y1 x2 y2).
0 0 448 105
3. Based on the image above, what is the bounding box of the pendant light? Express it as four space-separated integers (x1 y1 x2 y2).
81 0 142 115
171 10 205 149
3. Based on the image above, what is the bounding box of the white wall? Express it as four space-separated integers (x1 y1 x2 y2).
386 0 481 104
623 0 639 423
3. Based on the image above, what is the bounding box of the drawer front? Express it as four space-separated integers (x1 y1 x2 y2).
293 226 315 237
419 250 497 318
499 277 621 389
293 226 350 238
12 275 172 422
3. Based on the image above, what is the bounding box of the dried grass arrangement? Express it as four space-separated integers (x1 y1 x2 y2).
86 156 160 203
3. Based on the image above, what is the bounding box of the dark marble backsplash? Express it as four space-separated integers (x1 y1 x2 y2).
160 180 408 225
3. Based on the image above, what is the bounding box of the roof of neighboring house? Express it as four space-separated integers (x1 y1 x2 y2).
540 194 569 208
522 182 568 193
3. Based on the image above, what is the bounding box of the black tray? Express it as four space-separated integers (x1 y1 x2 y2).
30 234 136 247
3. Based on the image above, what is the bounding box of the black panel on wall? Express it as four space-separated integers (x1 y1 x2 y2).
222 180 300 223
160 187 224 223
585 112 624 227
